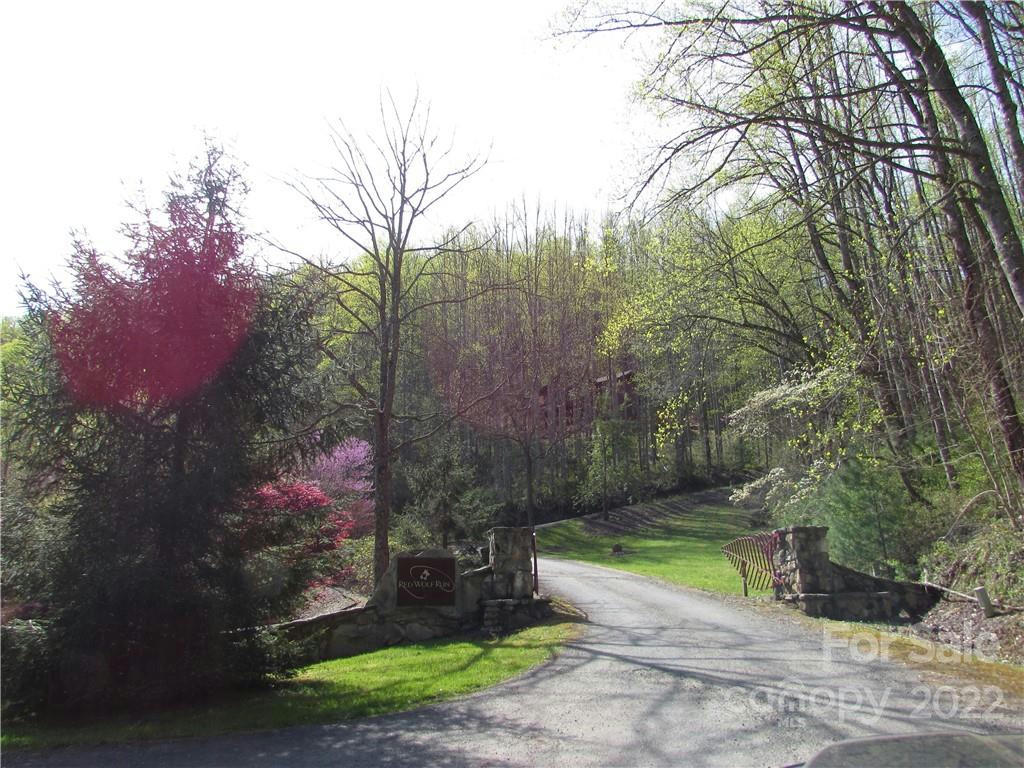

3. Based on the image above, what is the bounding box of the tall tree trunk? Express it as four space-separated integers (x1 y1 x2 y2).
886 1 1024 317
900 53 1024 511
700 398 713 472
523 443 536 528
373 258 401 586
785 125 927 504
649 400 659 465
963 2 1024 194
372 411 392 586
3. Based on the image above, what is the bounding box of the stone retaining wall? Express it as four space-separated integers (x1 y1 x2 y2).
278 528 551 662
482 597 552 635
279 603 470 662
772 526 940 620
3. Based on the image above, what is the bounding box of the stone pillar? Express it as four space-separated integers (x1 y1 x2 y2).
772 526 832 594
488 527 534 599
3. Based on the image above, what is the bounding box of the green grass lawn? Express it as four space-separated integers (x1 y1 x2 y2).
2 610 583 751
537 491 767 595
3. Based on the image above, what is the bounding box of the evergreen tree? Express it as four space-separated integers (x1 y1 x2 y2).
2 150 341 713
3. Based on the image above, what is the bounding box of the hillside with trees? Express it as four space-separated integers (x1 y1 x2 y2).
1 0 1022 716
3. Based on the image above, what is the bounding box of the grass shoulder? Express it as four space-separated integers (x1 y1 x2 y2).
536 490 767 595
2 604 584 752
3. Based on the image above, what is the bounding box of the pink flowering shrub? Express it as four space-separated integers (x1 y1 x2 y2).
307 438 375 538
234 478 355 595
237 479 352 553
251 481 330 511
250 480 355 552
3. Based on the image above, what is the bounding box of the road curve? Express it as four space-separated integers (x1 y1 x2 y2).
9 558 1022 767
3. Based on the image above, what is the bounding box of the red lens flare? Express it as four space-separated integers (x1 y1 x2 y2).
51 211 256 408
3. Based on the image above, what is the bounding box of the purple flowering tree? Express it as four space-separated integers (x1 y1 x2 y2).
307 438 375 538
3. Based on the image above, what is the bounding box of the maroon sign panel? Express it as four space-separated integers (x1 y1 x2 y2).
396 557 457 606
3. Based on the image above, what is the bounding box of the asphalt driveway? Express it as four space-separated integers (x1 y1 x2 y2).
8 558 1022 767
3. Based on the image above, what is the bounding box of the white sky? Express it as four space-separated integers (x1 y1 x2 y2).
1 0 655 317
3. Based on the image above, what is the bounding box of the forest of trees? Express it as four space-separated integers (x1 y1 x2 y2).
320 0 1023 592
1 0 1022 713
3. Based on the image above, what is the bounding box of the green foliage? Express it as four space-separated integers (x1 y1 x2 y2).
0 620 55 716
345 536 378 591
729 365 875 466
773 457 946 576
400 439 499 548
920 519 1024 605
1 316 27 449
0 492 65 606
1 160 343 715
576 418 664 510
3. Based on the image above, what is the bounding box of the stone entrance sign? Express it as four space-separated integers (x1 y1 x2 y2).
280 533 552 661
396 556 457 606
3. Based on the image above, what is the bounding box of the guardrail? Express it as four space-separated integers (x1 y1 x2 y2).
721 532 779 596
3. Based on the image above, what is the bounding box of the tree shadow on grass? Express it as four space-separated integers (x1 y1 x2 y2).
7 621 591 767
564 490 758 544
4 613 587 762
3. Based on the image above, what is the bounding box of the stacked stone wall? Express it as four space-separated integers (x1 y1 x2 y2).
278 528 549 662
773 526 832 594
771 526 940 620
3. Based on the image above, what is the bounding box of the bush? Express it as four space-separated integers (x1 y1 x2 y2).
344 520 433 594
771 458 945 576
0 492 64 609
919 519 1024 604
1 620 55 717
400 439 500 548
346 536 378 592
305 438 375 538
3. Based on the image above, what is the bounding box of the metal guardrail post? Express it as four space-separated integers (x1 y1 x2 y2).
532 528 539 594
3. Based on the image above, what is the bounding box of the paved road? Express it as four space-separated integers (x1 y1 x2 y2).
9 558 1022 767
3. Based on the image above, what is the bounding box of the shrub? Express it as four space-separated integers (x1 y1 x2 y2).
400 440 500 548
231 479 352 613
1 620 55 717
0 492 64 610
919 518 1024 604
772 458 945 576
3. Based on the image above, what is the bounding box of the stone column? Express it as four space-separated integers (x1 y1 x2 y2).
488 527 534 599
772 526 832 594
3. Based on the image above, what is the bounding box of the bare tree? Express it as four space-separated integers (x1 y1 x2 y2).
294 95 484 584
427 206 599 528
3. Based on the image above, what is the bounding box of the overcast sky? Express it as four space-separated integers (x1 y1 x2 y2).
1 1 655 317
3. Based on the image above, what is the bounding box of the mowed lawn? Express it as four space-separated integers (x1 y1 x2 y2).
536 490 767 595
2 612 583 751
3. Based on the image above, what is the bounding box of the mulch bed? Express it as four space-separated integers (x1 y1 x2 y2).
296 585 368 620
